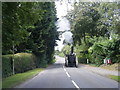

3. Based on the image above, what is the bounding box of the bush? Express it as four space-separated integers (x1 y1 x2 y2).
14 53 36 73
78 57 87 64
2 55 13 77
58 52 64 57
88 37 120 65
2 53 37 78
35 53 48 68
75 42 89 64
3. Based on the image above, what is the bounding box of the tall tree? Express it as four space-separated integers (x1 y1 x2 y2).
2 2 41 54
67 2 119 45
2 2 58 67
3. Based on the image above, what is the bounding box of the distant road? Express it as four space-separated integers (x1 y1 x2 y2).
15 56 119 89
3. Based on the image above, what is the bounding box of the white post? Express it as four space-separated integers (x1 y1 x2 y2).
104 58 107 65
87 59 89 64
13 59 15 75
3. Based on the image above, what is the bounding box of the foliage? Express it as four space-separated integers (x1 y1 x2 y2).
62 45 71 55
2 2 41 54
2 68 44 88
2 53 37 78
74 41 89 63
2 55 13 77
67 2 120 65
58 52 64 57
67 2 119 44
14 53 36 73
88 37 120 65
2 2 58 69
55 50 64 57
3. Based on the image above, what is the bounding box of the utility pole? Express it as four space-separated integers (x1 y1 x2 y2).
12 41 15 75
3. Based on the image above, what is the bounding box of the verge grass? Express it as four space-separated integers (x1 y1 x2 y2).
88 64 99 67
89 63 120 71
100 63 120 71
2 68 44 88
108 75 120 82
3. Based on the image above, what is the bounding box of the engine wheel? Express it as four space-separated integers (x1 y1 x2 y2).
75 57 78 68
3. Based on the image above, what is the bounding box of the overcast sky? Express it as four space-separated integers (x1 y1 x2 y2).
55 0 73 51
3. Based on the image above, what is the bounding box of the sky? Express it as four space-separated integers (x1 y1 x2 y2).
55 0 73 51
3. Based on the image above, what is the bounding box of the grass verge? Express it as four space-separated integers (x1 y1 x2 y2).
100 63 120 71
88 63 120 71
108 75 120 82
2 68 44 88
88 64 99 67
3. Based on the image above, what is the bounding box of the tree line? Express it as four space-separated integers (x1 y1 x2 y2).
2 2 58 67
66 2 120 65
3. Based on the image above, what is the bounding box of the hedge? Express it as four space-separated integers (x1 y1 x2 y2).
2 53 37 78
2 55 13 78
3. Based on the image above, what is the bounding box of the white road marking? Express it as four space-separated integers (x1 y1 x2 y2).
63 65 66 71
64 68 66 72
66 72 70 78
63 65 80 90
72 80 80 90
63 65 70 77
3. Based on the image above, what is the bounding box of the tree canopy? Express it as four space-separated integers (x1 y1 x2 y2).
2 2 58 66
66 2 120 65
67 2 120 45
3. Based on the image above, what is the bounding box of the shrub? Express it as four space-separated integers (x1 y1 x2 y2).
14 53 36 73
75 43 89 64
88 37 120 65
35 53 48 68
2 55 13 77
78 57 87 64
2 53 37 78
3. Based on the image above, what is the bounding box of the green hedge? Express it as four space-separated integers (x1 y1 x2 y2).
2 53 37 78
78 57 87 64
2 55 13 78
14 53 36 73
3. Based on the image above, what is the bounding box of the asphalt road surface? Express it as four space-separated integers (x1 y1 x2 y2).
16 56 119 89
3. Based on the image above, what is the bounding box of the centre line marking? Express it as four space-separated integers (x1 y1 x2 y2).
72 80 80 90
66 72 70 77
63 65 80 89
64 68 66 72
63 65 66 71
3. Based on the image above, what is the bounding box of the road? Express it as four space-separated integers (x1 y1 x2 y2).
16 56 119 89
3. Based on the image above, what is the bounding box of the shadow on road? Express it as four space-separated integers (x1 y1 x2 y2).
46 63 85 70
46 63 63 70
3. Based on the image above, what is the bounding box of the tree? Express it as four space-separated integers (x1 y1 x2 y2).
2 2 59 67
2 2 41 54
67 2 120 65
67 2 119 45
